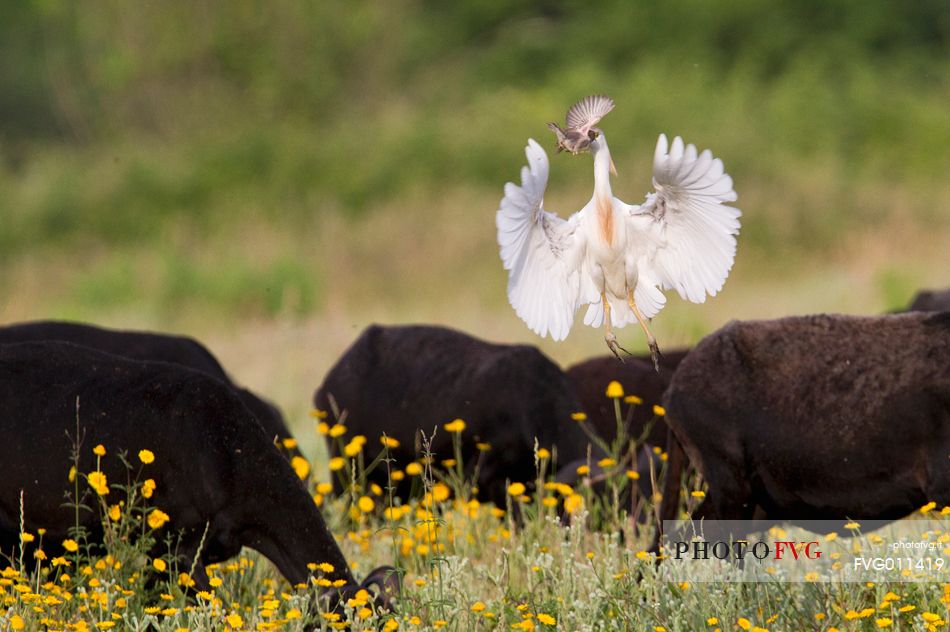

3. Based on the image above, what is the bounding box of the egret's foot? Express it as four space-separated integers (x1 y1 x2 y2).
605 333 632 362
648 340 663 373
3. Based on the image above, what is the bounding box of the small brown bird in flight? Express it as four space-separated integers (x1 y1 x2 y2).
547 94 616 156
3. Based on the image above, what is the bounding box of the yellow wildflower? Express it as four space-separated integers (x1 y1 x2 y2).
508 482 526 497
291 456 311 480
626 470 640 480
147 509 170 529
432 482 450 502
357 496 375 513
920 501 937 514
63 539 79 552
444 418 466 433
653 404 666 416
10 615 25 631
20 532 35 543
138 449 155 464
537 613 556 625
405 462 423 476
624 394 643 405
152 558 167 572
598 457 617 468
571 412 587 422
472 601 487 613
564 493 584 514
328 457 345 471
536 448 551 459
380 436 400 449
93 444 106 456
576 465 590 475
142 478 156 499
226 613 244 627
88 471 109 496
328 424 347 438
108 504 121 521
691 490 706 498
605 381 624 398
875 619 892 628
477 442 492 451
737 618 751 630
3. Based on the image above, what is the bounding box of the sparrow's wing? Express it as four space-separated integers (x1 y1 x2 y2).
565 95 615 135
618 134 741 318
496 139 593 340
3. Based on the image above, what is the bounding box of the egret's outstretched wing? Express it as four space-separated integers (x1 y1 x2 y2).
496 139 590 340
622 134 741 318
565 95 615 134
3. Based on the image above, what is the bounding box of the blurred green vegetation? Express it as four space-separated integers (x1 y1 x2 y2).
1 0 949 320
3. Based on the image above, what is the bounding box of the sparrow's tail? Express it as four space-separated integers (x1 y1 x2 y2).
547 122 565 152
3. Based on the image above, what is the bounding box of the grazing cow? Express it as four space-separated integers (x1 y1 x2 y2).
314 324 604 508
657 313 950 542
0 341 396 608
906 288 950 312
0 320 303 465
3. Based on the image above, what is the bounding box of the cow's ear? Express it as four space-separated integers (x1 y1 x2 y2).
360 565 401 609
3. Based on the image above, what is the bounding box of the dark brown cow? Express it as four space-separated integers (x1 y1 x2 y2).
0 341 396 608
314 324 605 508
657 313 950 542
0 320 303 465
907 288 950 312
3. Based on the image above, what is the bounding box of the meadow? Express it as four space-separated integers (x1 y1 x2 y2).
2 1 950 629
3 397 949 631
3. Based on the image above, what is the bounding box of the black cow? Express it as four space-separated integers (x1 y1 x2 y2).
907 288 950 312
657 313 950 540
314 324 605 508
0 320 303 465
0 341 396 607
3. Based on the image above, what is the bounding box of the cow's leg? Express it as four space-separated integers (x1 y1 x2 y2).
626 289 661 372
705 473 755 521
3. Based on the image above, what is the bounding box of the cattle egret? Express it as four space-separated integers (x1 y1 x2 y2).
496 96 741 370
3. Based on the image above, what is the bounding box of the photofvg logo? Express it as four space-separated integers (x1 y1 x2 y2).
659 519 949 583
672 538 823 562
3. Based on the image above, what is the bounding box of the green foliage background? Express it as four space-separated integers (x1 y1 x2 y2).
1 1 949 406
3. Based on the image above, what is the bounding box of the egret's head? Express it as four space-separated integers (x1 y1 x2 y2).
588 132 617 175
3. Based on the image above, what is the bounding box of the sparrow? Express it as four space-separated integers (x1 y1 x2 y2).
547 94 616 155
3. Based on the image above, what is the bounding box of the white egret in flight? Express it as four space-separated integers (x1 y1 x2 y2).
496 95 741 370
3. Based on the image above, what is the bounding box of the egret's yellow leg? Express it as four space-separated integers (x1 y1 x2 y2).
627 289 662 372
602 291 631 362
